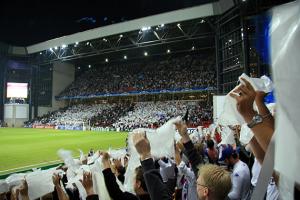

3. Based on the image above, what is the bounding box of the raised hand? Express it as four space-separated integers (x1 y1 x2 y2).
230 78 256 123
52 173 61 186
132 132 151 161
175 120 190 143
80 172 94 196
101 151 111 169
19 180 29 200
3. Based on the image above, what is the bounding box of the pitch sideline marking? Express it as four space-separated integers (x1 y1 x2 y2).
0 159 61 174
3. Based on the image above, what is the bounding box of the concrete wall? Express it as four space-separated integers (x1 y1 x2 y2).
4 104 29 127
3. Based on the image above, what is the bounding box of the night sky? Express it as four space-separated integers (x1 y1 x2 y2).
0 0 216 46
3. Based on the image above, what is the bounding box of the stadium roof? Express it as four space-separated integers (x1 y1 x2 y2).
1 0 237 65
26 2 230 54
0 0 219 47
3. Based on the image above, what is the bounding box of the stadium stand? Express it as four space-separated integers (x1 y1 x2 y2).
24 100 213 131
58 54 216 98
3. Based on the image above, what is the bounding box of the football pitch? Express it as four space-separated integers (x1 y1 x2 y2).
0 128 128 175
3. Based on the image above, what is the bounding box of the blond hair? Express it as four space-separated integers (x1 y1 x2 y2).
198 164 232 200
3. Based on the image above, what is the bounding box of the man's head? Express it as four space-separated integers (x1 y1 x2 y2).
133 166 148 195
206 139 215 150
197 164 232 200
219 145 238 167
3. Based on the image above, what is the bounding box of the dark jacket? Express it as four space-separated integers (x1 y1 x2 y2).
86 195 99 200
141 158 173 200
102 168 151 200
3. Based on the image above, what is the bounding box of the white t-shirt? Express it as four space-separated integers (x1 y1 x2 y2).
251 158 261 187
228 160 251 200
250 158 280 200
266 177 280 200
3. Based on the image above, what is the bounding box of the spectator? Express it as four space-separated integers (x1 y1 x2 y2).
219 145 251 200
197 164 232 200
205 140 219 164
101 152 151 200
132 132 173 200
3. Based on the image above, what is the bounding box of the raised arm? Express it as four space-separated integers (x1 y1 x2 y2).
53 174 70 200
132 132 172 200
101 152 137 200
175 121 203 176
230 78 274 152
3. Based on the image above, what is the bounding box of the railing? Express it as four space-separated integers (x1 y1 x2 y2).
56 87 217 100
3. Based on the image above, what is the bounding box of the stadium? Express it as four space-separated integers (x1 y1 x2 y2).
0 0 299 199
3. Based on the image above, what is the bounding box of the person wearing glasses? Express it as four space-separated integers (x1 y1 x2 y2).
197 164 232 200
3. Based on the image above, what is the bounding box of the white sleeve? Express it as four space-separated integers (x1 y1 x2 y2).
177 161 195 181
228 173 243 200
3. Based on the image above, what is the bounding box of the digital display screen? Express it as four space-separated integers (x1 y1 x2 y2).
7 82 28 98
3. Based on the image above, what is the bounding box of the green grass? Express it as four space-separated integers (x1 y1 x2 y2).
0 128 127 175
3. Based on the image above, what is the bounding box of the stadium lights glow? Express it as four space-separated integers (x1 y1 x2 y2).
78 67 81 69
141 27 148 31
228 39 232 42
147 26 151 30
61 44 67 49
119 34 123 38
161 24 164 27
200 19 205 23
167 49 171 53
124 55 127 59
192 46 195 50
103 38 107 42
50 48 53 52
156 27 159 30
54 46 58 50
144 52 148 56
177 23 181 27
105 58 109 62
75 42 79 45
86 42 90 45
88 65 91 68
40 52 42 55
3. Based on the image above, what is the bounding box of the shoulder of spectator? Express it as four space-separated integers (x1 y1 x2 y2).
183 140 194 151
140 158 155 172
102 167 113 175
86 194 99 200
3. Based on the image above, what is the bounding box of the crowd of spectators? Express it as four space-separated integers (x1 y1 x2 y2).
58 54 216 98
3 76 297 200
0 82 279 200
89 103 134 128
113 101 212 131
24 103 115 128
24 101 212 129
